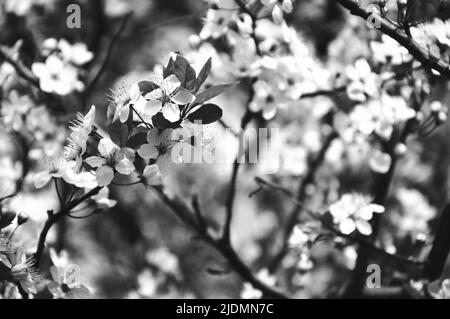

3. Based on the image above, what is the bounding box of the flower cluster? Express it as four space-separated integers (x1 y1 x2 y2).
32 38 93 95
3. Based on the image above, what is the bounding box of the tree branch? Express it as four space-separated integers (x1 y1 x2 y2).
33 187 102 266
335 0 450 79
151 185 288 299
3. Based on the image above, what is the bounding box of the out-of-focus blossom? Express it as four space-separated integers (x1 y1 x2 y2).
1 91 32 132
371 35 411 65
91 187 117 209
261 0 294 24
241 269 276 299
32 55 83 95
395 188 436 235
345 58 378 102
428 279 450 299
146 247 180 276
329 193 385 235
369 149 392 174
34 157 76 189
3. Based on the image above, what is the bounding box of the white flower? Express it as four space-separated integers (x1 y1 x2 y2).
91 187 117 209
64 106 96 167
32 55 83 95
10 252 41 295
85 138 135 187
346 58 378 102
249 80 284 119
34 157 76 189
369 149 392 174
329 193 385 235
199 9 235 39
240 269 276 299
58 39 93 66
145 66 195 122
1 90 32 131
137 128 182 174
288 225 309 248
111 82 159 123
141 164 162 186
371 35 411 65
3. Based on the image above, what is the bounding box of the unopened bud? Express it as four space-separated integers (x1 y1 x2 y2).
17 212 29 225
394 143 408 157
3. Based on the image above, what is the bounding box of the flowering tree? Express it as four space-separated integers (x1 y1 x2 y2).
1 0 450 299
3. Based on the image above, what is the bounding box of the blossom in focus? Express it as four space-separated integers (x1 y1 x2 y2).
9 252 41 295
137 128 182 174
145 66 195 122
47 249 90 299
85 138 136 187
64 105 96 168
329 193 385 235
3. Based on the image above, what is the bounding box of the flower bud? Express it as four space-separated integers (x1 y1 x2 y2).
394 143 408 157
11 264 28 281
17 212 29 226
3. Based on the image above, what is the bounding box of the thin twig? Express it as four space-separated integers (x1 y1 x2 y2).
269 131 338 272
0 45 40 88
33 187 102 266
151 185 288 298
84 13 131 102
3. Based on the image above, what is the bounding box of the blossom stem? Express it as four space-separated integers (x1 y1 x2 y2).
33 187 102 267
131 105 152 130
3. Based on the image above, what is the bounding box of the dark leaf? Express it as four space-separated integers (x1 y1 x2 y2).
137 81 159 95
192 83 237 107
126 132 148 149
195 57 212 93
0 211 16 229
187 103 222 124
163 57 175 78
151 112 181 129
173 55 197 91
108 121 129 147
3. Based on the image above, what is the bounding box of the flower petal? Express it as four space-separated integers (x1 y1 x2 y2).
95 166 114 187
172 88 195 105
137 144 159 160
84 156 106 168
162 103 180 122
34 171 52 189
115 159 135 175
339 219 356 235
356 219 372 236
